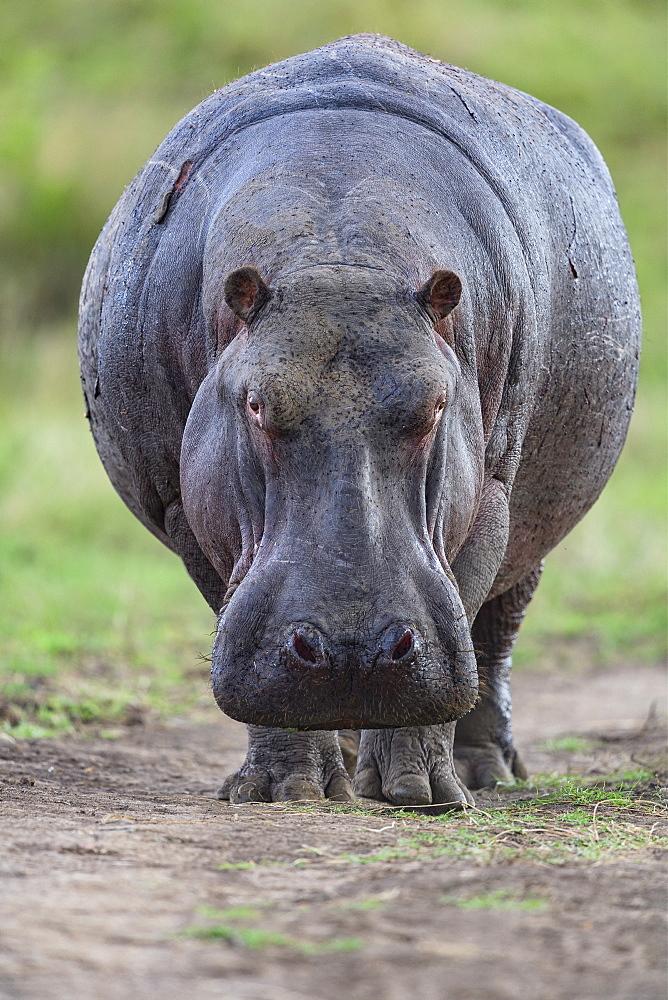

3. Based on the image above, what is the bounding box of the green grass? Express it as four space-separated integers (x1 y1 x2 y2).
198 906 264 922
181 906 363 953
282 774 666 867
519 770 658 792
336 798 666 867
440 889 548 911
338 895 387 912
538 737 594 754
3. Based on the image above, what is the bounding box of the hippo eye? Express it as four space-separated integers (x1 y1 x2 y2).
435 396 447 416
246 391 265 427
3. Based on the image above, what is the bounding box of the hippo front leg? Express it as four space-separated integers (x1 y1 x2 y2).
353 724 473 811
454 565 543 789
217 726 354 804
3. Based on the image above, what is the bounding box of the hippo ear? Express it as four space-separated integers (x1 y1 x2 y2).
224 267 271 323
416 270 462 321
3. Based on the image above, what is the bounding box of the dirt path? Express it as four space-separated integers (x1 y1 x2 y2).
1 664 666 1000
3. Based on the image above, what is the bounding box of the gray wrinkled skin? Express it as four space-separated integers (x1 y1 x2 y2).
79 35 640 807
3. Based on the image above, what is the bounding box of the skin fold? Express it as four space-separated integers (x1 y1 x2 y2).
79 35 640 807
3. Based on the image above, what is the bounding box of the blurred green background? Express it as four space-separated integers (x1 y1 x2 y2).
1 0 665 736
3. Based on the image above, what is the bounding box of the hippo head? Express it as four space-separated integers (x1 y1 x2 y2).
181 264 482 729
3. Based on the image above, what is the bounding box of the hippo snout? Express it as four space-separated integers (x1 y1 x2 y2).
211 595 479 731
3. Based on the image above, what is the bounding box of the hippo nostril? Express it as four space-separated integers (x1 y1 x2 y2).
390 629 415 661
291 630 320 664
377 624 418 664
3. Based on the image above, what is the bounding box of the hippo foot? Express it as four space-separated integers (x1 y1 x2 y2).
217 726 354 804
353 724 474 812
454 741 528 790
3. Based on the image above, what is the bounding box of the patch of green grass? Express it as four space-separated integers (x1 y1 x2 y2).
326 777 667 868
0 682 138 738
198 906 263 922
182 905 363 953
338 895 387 912
516 771 659 797
407 812 662 866
185 925 288 948
609 767 658 785
539 736 594 754
558 809 599 827
441 889 548 912
174 771 666 874
4 722 54 740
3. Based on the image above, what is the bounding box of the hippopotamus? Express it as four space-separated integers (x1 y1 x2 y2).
79 34 640 808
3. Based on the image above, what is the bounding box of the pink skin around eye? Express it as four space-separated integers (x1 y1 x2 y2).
423 397 447 430
246 394 279 466
423 401 445 438
247 393 264 427
406 398 447 457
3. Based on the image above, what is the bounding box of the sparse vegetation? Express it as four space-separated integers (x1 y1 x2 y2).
440 889 548 911
182 906 363 953
538 736 594 754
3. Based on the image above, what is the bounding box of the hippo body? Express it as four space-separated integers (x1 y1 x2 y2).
79 35 640 807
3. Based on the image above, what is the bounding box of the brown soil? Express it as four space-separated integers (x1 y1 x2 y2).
0 664 666 1000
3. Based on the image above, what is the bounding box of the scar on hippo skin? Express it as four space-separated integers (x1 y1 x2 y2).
153 159 194 224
